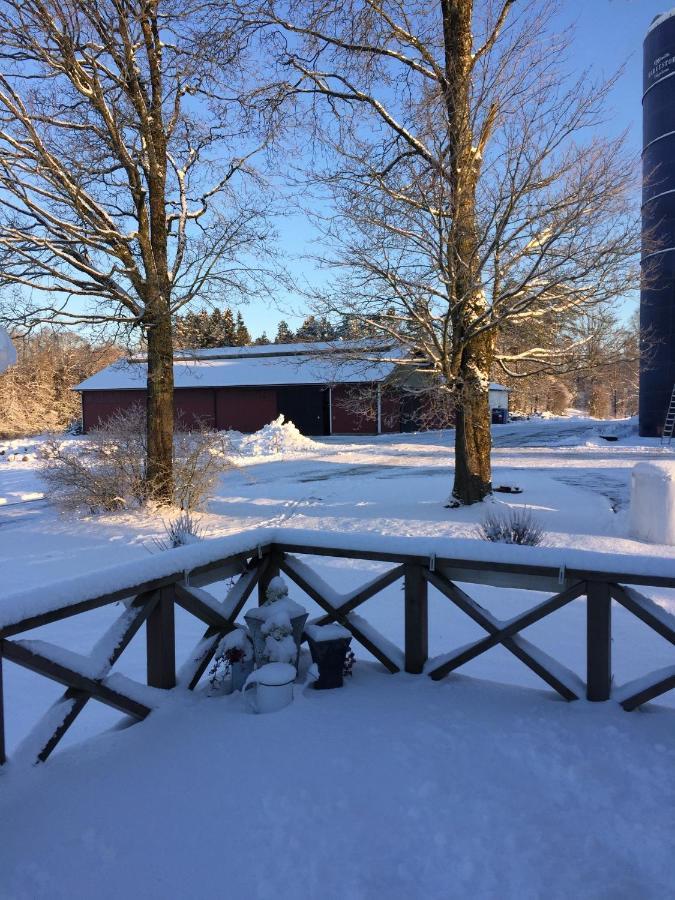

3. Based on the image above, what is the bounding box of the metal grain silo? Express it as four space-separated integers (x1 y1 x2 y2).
641 10 675 435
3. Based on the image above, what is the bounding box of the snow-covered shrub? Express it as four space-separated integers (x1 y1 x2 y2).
478 508 545 546
209 628 254 691
156 511 203 549
240 415 317 456
42 405 233 512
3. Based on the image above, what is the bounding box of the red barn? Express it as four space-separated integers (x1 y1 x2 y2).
75 341 407 436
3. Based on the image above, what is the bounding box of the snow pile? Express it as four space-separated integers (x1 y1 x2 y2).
239 415 318 456
630 461 675 546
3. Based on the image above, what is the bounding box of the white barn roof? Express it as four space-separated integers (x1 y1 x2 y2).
75 339 512 394
76 340 399 392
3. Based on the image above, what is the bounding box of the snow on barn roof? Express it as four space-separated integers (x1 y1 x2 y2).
172 339 391 361
75 340 400 392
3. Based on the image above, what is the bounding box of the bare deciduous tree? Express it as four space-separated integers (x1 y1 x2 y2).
0 0 276 500
0 329 120 437
251 0 639 504
501 302 642 416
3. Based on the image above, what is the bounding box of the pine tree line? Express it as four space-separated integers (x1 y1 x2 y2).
174 308 252 349
174 309 377 349
272 314 383 345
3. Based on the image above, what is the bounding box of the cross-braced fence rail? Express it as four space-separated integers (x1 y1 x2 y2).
2 532 675 766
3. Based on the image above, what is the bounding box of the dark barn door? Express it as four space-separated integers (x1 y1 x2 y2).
400 394 421 432
276 386 329 435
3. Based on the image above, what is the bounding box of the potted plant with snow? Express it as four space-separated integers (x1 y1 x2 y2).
209 627 254 693
244 576 308 669
304 621 353 690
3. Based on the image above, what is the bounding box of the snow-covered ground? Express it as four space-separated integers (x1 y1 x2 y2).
2 415 674 596
3 668 675 900
1 416 675 898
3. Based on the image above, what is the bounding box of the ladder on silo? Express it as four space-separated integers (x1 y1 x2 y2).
662 384 675 445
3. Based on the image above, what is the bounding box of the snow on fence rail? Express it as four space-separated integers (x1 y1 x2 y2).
2 528 675 767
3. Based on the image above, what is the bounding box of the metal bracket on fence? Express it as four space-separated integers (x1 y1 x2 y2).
183 569 190 587
257 544 263 560
429 553 436 573
558 563 566 585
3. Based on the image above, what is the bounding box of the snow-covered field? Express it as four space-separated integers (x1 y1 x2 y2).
1 416 675 898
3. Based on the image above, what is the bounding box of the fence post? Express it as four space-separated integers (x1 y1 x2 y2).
586 581 611 701
147 586 176 689
258 547 282 606
405 564 428 674
0 648 5 765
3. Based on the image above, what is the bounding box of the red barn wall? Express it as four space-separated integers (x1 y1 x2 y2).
174 388 216 429
331 384 378 434
82 390 146 431
82 387 278 434
380 391 401 433
215 388 278 432
82 389 218 432
82 383 410 435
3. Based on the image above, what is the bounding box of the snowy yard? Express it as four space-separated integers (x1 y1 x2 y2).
1 416 675 898
3 416 674 597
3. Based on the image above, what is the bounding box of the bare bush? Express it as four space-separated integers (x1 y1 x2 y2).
41 441 129 513
155 511 204 550
477 508 545 547
172 427 232 511
42 406 232 513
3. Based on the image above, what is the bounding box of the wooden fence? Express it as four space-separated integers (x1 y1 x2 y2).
2 536 675 766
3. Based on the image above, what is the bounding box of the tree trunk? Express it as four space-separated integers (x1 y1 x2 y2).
451 297 494 505
452 375 492 504
145 308 174 503
441 0 494 505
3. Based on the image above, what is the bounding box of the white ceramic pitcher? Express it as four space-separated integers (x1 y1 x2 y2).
243 662 296 714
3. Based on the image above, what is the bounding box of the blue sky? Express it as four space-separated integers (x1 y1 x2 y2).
244 0 670 339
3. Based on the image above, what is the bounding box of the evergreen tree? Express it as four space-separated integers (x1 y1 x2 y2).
195 310 210 348
210 309 225 345
294 315 339 342
275 320 295 343
221 308 236 345
174 306 250 348
234 311 251 346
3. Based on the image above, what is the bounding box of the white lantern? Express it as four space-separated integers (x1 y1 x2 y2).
0 327 16 374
